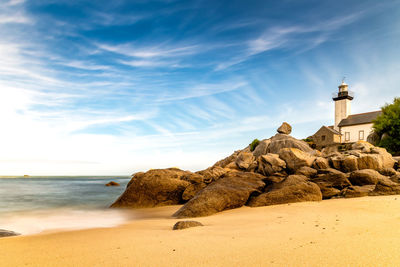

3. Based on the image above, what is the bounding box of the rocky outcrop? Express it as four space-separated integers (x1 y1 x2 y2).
312 169 352 190
295 166 317 178
111 168 191 208
105 181 120 186
0 229 20 238
247 175 322 207
312 157 330 169
252 139 271 157
111 122 400 218
257 154 286 176
235 152 257 171
349 169 383 186
342 185 376 198
278 148 315 172
277 122 292 134
267 134 314 154
172 221 203 230
173 172 265 218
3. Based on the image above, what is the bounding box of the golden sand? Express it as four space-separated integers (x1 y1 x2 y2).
2 195 400 266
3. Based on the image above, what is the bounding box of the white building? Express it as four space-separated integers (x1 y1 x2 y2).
332 81 381 143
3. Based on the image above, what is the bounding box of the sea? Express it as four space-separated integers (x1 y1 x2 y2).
0 176 134 235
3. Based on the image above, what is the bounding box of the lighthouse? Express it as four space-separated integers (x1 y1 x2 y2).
333 80 353 131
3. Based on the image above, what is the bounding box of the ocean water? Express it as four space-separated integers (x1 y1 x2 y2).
0 177 134 235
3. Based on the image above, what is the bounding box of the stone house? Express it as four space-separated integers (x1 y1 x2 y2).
312 126 341 149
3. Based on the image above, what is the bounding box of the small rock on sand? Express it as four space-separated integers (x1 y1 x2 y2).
173 221 203 230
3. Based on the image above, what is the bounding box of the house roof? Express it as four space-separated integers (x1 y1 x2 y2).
313 125 342 136
325 126 342 135
338 111 382 127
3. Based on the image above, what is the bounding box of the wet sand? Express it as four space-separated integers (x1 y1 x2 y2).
1 195 400 266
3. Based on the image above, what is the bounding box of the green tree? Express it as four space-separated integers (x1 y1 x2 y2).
373 97 400 155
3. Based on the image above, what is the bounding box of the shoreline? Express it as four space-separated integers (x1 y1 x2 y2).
2 195 400 266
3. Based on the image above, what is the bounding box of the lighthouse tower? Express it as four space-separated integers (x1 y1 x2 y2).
333 80 353 131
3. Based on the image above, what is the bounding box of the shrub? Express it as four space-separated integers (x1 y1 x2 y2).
249 139 260 152
373 97 400 155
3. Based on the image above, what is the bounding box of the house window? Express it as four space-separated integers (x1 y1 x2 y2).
321 135 326 141
359 130 364 140
345 132 350 141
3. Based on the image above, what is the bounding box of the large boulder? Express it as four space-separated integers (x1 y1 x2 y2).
295 166 317 178
196 166 227 183
312 157 330 169
235 152 256 171
110 168 192 208
349 169 385 186
312 168 351 189
315 182 341 199
355 146 395 171
173 172 266 218
247 175 322 207
182 183 207 201
278 148 316 172
367 131 380 146
277 122 292 134
257 153 286 176
267 134 314 154
342 185 376 198
252 139 271 157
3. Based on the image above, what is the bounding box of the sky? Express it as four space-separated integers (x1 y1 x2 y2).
0 0 399 175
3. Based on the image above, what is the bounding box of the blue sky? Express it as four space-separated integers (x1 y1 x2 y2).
1 0 399 175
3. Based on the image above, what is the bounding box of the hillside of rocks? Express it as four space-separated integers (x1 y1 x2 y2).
111 122 400 218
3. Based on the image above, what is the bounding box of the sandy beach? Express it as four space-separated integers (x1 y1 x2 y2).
1 195 400 267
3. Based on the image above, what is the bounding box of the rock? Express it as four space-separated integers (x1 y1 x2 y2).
212 151 240 168
181 173 204 184
315 182 341 199
367 131 380 146
295 166 317 178
390 173 400 183
173 172 266 218
342 185 376 198
235 152 256 171
0 229 20 238
356 147 395 171
105 181 120 186
342 155 359 172
172 221 203 230
352 141 374 153
196 166 227 183
224 162 241 171
371 147 397 169
182 183 207 201
257 154 286 176
372 178 400 195
381 132 390 141
110 168 191 208
312 157 330 169
312 168 351 189
252 139 271 157
379 168 397 177
247 175 322 207
349 169 385 186
268 134 314 154
357 154 381 170
330 155 343 170
277 122 292 134
278 148 316 172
